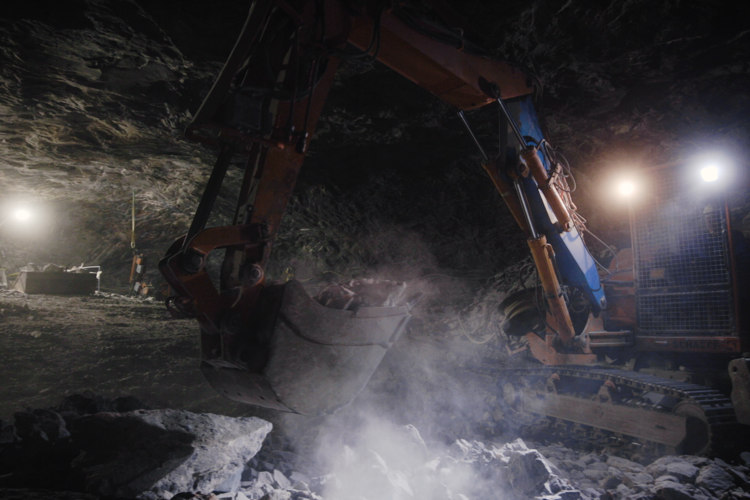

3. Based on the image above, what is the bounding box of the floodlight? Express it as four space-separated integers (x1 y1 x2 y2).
700 164 719 182
618 180 635 197
14 209 31 221
0 208 32 227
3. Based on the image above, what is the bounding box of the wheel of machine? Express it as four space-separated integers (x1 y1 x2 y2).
672 400 711 455
500 290 545 336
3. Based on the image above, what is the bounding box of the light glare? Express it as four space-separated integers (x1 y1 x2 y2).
618 181 635 197
14 209 31 221
701 165 719 182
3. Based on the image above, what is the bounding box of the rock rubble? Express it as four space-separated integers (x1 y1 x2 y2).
0 393 271 499
2 396 750 500
209 432 750 500
71 409 271 499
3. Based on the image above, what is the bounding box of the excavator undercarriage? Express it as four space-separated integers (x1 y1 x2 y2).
498 366 737 458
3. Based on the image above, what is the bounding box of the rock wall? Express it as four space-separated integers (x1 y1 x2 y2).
3 0 747 291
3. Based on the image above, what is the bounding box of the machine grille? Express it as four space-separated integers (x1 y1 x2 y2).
631 165 735 335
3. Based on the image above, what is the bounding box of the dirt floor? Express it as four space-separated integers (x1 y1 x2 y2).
0 286 508 454
0 289 275 422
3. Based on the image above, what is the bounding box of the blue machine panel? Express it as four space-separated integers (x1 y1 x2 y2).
512 96 605 312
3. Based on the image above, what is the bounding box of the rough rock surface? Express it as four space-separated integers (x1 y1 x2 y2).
508 449 560 497
1 2 750 499
2 399 750 500
0 291 260 421
1 0 748 292
0 397 272 500
71 409 272 499
0 0 221 284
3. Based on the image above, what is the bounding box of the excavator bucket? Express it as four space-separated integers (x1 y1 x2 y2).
201 280 412 416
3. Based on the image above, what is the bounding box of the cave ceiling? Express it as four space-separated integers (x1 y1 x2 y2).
0 0 748 287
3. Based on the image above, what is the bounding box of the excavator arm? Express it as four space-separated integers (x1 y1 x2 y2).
159 0 605 415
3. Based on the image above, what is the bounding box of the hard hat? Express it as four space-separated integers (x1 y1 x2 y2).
703 203 719 215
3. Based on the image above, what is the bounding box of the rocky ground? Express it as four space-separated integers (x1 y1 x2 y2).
2 289 750 500
2 392 750 500
2 1 750 499
0 289 253 420
0 284 512 442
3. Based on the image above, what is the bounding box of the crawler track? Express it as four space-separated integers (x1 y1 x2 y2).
497 366 738 458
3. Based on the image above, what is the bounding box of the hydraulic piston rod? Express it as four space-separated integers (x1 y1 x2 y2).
495 95 573 232
457 111 489 163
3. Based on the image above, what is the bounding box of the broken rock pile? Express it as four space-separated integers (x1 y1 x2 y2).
3 397 750 500
0 394 272 500
531 443 750 500
233 427 750 500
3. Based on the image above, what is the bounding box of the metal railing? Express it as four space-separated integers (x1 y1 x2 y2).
632 165 735 336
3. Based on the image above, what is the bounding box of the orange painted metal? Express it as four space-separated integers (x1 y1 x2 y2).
164 0 537 389
519 377 687 447
347 12 531 109
249 58 342 262
522 147 573 232
725 203 746 353
602 248 636 331
636 336 741 353
160 225 267 334
526 333 597 366
528 235 576 345
184 0 534 270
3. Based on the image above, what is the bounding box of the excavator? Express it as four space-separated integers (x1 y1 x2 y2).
159 0 750 456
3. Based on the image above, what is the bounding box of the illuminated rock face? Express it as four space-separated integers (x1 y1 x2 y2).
0 1 223 284
1 0 749 289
